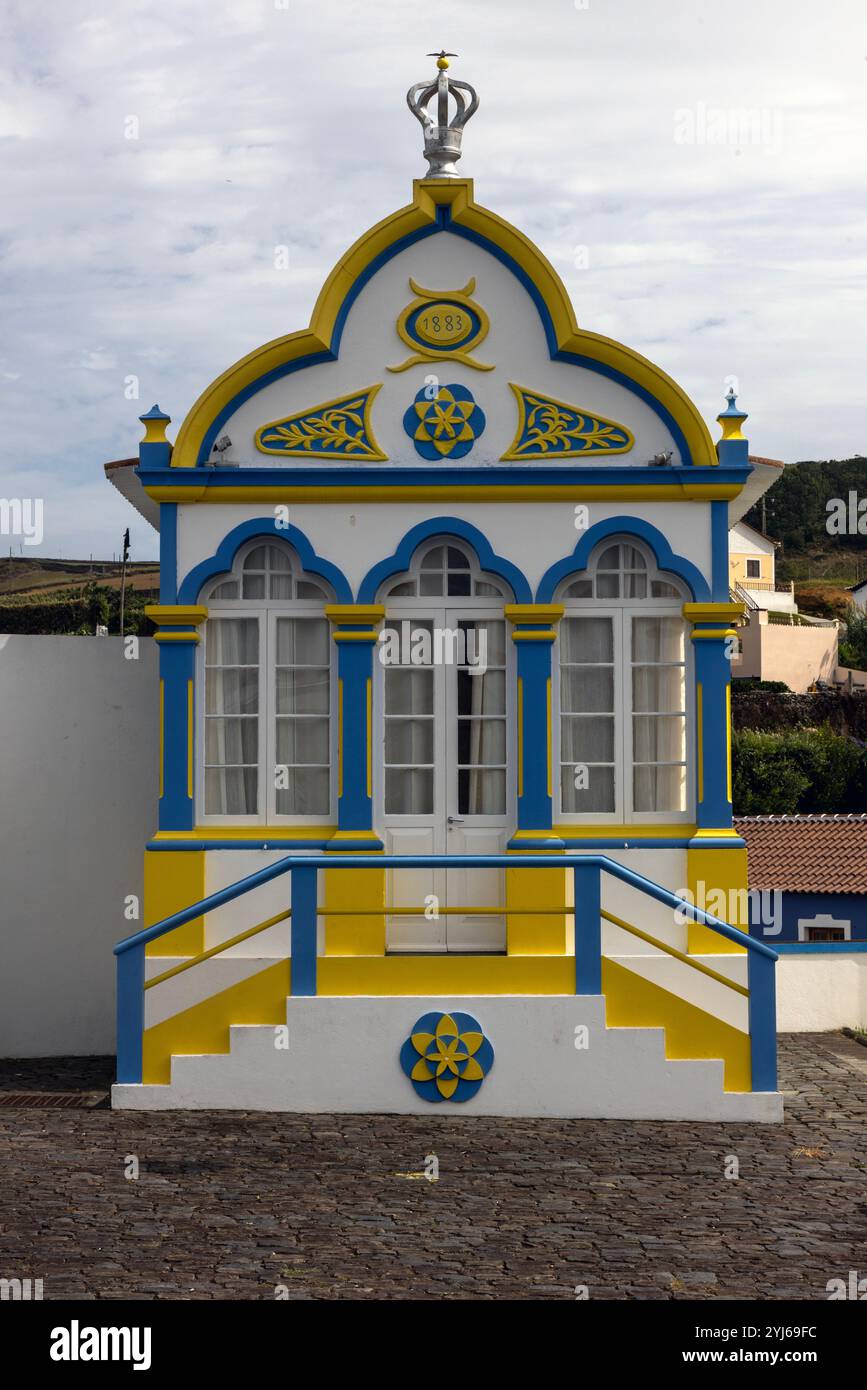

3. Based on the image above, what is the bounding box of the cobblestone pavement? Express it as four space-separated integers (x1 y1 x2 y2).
0 1034 865 1300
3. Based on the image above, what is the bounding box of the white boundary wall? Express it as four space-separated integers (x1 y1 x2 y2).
0 635 157 1056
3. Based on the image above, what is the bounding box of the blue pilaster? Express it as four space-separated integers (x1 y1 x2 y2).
145 604 208 832
325 605 384 851
683 603 744 832
505 605 565 848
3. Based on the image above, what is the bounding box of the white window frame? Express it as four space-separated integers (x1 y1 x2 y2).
554 540 693 825
197 542 336 826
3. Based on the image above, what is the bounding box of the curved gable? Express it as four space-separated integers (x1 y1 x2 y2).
170 180 716 473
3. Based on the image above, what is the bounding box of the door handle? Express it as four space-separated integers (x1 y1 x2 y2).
447 816 465 825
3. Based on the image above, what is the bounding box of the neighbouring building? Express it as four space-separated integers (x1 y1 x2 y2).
729 518 840 692
106 58 781 1120
739 815 867 943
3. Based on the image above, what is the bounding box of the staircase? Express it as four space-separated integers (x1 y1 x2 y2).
112 853 782 1122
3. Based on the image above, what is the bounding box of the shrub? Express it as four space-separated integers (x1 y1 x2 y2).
732 725 867 814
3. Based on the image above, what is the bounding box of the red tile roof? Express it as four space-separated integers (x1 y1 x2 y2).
735 815 867 895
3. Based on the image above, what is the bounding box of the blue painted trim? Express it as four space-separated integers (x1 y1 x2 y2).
289 864 317 996
138 462 752 492
334 634 376 832
536 516 710 602
358 516 531 603
116 942 144 1084
693 636 734 831
195 221 442 465
711 499 730 602
445 222 695 466
158 639 196 832
177 517 353 604
116 852 776 957
159 503 178 604
573 861 601 993
159 204 745 475
747 949 777 1091
514 634 554 830
774 942 867 954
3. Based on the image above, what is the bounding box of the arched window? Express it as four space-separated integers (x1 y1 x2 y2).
555 540 689 820
381 541 508 600
200 542 334 821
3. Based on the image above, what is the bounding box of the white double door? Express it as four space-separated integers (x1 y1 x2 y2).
377 607 513 953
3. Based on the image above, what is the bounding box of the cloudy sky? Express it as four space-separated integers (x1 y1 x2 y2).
1 0 865 561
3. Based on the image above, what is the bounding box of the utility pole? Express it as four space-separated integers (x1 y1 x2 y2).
119 528 130 637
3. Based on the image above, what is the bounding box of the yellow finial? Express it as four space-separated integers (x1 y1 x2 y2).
427 49 457 71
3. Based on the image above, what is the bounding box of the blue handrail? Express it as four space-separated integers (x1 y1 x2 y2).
115 852 776 958
115 852 778 1092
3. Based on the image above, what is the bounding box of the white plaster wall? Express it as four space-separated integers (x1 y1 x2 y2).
113 995 781 1120
0 636 158 1056
776 955 867 1031
217 234 681 470
177 498 712 602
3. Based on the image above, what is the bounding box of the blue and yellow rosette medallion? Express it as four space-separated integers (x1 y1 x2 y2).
403 383 486 460
400 1011 494 1102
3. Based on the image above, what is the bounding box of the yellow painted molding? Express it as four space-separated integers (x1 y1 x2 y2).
318 954 575 996
324 604 386 625
169 178 719 472
332 631 381 643
154 631 200 644
512 630 557 643
504 604 565 624
149 825 338 842
691 629 738 641
145 482 744 504
146 604 209 626
602 957 750 1091
552 822 697 838
682 602 745 623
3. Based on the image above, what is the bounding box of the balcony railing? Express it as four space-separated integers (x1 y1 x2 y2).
114 853 779 1095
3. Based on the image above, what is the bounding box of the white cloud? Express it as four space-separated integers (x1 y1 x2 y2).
1 0 866 557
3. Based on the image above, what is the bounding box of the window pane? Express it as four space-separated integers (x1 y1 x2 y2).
268 545 292 570
632 617 685 663
421 546 445 570
204 717 258 764
651 580 681 598
445 571 471 596
276 619 329 666
419 572 445 596
561 666 614 714
269 573 294 599
459 619 506 666
458 718 506 765
206 618 258 665
276 717 329 765
385 669 433 715
275 768 329 816
596 572 620 599
561 617 613 664
447 547 470 569
474 579 504 597
563 578 592 598
622 545 646 570
598 545 620 570
386 768 433 815
457 669 505 716
633 714 686 762
561 765 615 814
297 580 326 599
205 668 259 715
634 763 686 813
275 668 330 714
561 714 615 763
459 768 505 815
205 767 258 816
244 547 268 569
623 572 647 599
632 665 686 713
209 579 239 599
241 573 266 599
385 718 434 764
